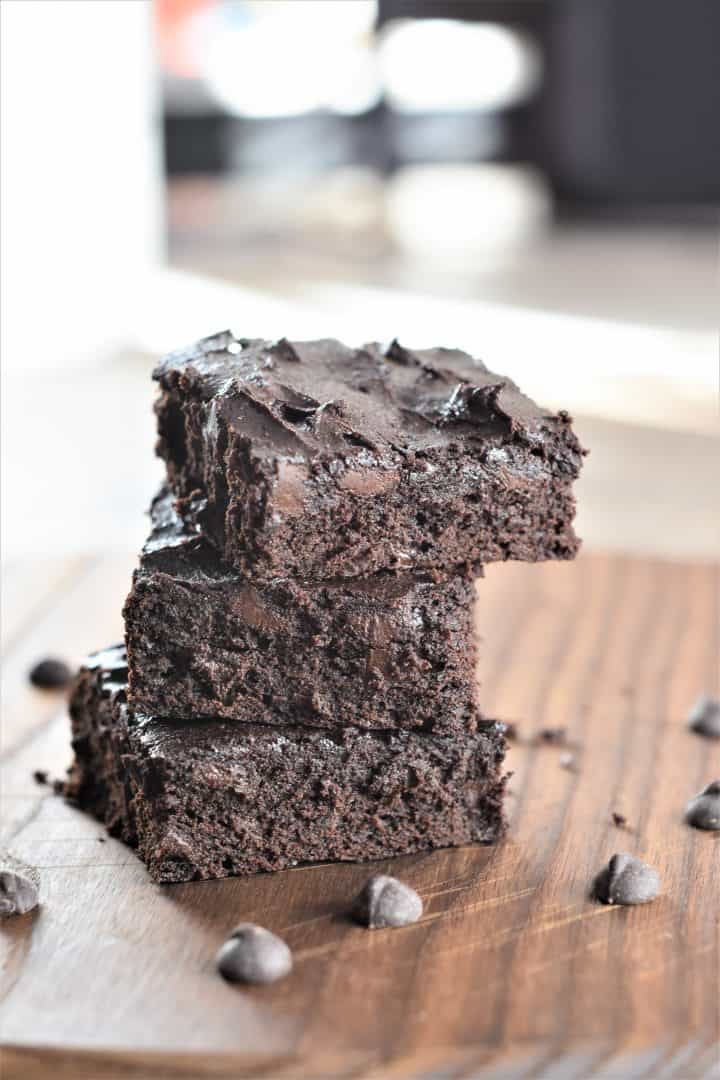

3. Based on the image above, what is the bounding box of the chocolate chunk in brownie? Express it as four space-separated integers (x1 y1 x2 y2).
123 489 485 734
66 646 507 884
153 333 585 580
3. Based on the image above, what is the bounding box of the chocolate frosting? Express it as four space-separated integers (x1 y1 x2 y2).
154 333 574 465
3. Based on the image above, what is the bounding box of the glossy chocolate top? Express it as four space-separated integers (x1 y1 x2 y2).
153 332 579 466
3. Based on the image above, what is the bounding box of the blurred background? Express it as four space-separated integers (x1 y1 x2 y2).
2 0 718 566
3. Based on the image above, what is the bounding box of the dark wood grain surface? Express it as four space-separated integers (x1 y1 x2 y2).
1 553 718 1079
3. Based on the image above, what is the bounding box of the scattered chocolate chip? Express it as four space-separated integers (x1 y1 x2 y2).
537 727 568 745
353 874 423 929
32 769 49 786
594 853 660 906
685 781 720 831
688 695 720 739
216 923 292 985
52 778 65 795
0 852 40 917
612 812 629 829
559 752 577 770
28 657 72 690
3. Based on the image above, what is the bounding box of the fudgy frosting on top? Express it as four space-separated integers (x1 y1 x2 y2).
153 332 579 466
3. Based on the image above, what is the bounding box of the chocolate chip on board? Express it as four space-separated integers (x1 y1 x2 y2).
0 852 40 917
593 853 660 906
685 781 720 831
29 657 72 690
687 695 720 739
353 874 423 929
216 923 292 985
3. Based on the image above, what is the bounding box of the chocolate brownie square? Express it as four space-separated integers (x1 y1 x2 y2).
154 333 584 580
123 489 484 734
66 647 507 884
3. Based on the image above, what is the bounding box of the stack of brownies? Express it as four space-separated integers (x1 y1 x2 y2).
67 333 584 883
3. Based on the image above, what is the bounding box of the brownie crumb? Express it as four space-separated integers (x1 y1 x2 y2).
28 657 72 690
536 727 568 745
687 695 720 739
612 812 629 829
353 874 423 929
33 769 66 793
216 924 292 985
593 853 660 906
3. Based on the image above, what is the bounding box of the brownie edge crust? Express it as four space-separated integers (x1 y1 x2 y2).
67 647 507 884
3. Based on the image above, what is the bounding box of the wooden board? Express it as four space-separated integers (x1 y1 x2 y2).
1 553 718 1079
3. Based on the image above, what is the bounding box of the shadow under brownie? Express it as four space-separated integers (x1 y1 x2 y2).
67 646 507 884
124 489 485 734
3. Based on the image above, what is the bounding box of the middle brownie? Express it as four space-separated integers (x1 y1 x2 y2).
124 489 484 734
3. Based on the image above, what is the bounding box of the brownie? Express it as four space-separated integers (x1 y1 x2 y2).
67 647 507 884
123 489 484 734
154 332 585 580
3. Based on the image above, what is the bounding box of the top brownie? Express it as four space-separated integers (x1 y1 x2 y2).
154 332 585 580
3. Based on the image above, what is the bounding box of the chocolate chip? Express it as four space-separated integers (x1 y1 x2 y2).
32 769 49 786
216 924 292 985
688 695 720 739
0 852 40 917
685 781 720 831
28 657 72 690
353 874 423 929
612 812 629 829
594 853 660 906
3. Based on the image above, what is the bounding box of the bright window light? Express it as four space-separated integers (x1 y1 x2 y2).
386 164 551 256
195 0 380 117
379 19 542 113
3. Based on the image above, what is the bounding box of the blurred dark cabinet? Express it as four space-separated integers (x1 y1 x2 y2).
542 0 720 203
164 0 720 206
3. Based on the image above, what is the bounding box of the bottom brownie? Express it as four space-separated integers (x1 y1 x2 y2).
67 646 507 884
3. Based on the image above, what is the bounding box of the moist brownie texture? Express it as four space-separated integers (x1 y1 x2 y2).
124 490 485 734
154 332 584 580
67 647 507 884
